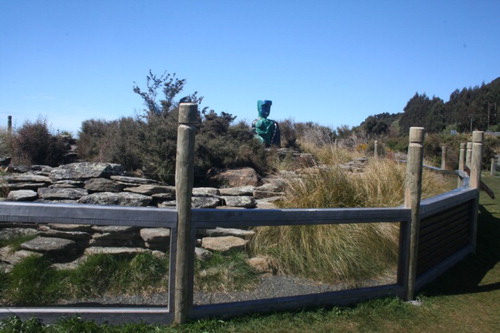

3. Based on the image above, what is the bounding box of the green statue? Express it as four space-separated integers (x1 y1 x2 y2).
252 100 281 147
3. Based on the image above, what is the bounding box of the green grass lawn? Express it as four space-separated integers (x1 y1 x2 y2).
1 176 499 332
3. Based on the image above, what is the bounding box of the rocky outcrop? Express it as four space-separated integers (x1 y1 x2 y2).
0 162 281 209
0 162 289 271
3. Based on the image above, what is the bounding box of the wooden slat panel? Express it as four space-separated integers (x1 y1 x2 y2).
417 234 470 275
420 202 472 229
419 217 470 245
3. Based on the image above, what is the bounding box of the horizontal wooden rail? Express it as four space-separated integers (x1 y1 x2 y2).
419 187 477 218
192 207 410 228
0 201 177 227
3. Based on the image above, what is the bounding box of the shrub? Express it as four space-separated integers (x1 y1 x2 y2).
10 119 68 166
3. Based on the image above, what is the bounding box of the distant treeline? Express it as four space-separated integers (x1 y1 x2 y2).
360 77 500 136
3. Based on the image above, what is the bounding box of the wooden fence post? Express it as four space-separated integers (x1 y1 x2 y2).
470 131 483 190
374 140 379 159
469 131 483 253
404 127 425 301
174 103 198 324
441 145 447 170
466 142 472 168
491 158 496 176
458 143 466 187
458 143 466 172
7 115 12 133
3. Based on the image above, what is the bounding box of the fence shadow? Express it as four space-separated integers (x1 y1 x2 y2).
421 204 500 296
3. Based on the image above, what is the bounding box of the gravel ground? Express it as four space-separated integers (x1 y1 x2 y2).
60 271 396 307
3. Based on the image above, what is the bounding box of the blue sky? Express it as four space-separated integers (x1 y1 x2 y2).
1 0 499 135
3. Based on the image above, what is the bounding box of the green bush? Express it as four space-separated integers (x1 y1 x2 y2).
10 119 68 166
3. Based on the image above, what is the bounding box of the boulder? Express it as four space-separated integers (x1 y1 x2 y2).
192 196 220 208
222 196 256 208
50 162 124 181
110 175 159 185
219 186 255 196
0 246 42 265
7 183 49 191
140 227 170 251
124 184 175 196
140 228 170 243
20 236 79 262
1 174 52 184
78 192 152 206
38 187 88 200
200 227 255 239
84 178 125 193
47 223 94 232
7 189 38 201
38 227 92 241
90 225 142 247
201 236 248 253
193 187 220 196
0 227 39 241
195 247 212 261
84 246 147 256
247 256 273 274
50 180 84 188
208 167 261 187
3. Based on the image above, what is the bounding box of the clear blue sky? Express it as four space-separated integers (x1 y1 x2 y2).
1 0 499 135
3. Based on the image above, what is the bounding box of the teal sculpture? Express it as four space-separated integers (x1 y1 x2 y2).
252 100 281 147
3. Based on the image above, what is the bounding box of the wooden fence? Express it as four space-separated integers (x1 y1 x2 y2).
0 104 485 324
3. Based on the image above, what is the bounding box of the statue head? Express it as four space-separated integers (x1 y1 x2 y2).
257 100 272 118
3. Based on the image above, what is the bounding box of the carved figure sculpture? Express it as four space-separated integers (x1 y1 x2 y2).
252 100 280 147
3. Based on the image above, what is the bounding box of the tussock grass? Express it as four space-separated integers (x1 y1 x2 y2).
299 140 358 166
251 157 452 284
195 251 258 292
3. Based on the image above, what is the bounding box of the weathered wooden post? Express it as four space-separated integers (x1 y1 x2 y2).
404 127 424 301
470 131 483 190
491 158 496 176
458 143 466 172
174 103 197 324
466 142 472 168
469 131 483 253
441 145 447 170
7 115 12 133
458 143 466 187
374 140 379 159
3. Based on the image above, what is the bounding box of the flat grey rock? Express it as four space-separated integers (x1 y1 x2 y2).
7 189 38 201
223 195 256 208
50 162 124 181
78 192 152 206
38 187 88 200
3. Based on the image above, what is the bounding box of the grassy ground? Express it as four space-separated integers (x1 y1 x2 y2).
1 176 498 332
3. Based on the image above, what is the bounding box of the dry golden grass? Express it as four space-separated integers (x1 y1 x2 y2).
251 154 454 284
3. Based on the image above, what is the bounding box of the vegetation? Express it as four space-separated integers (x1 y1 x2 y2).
250 158 453 285
3 119 70 167
77 70 269 184
0 252 169 306
1 176 498 332
194 251 258 292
